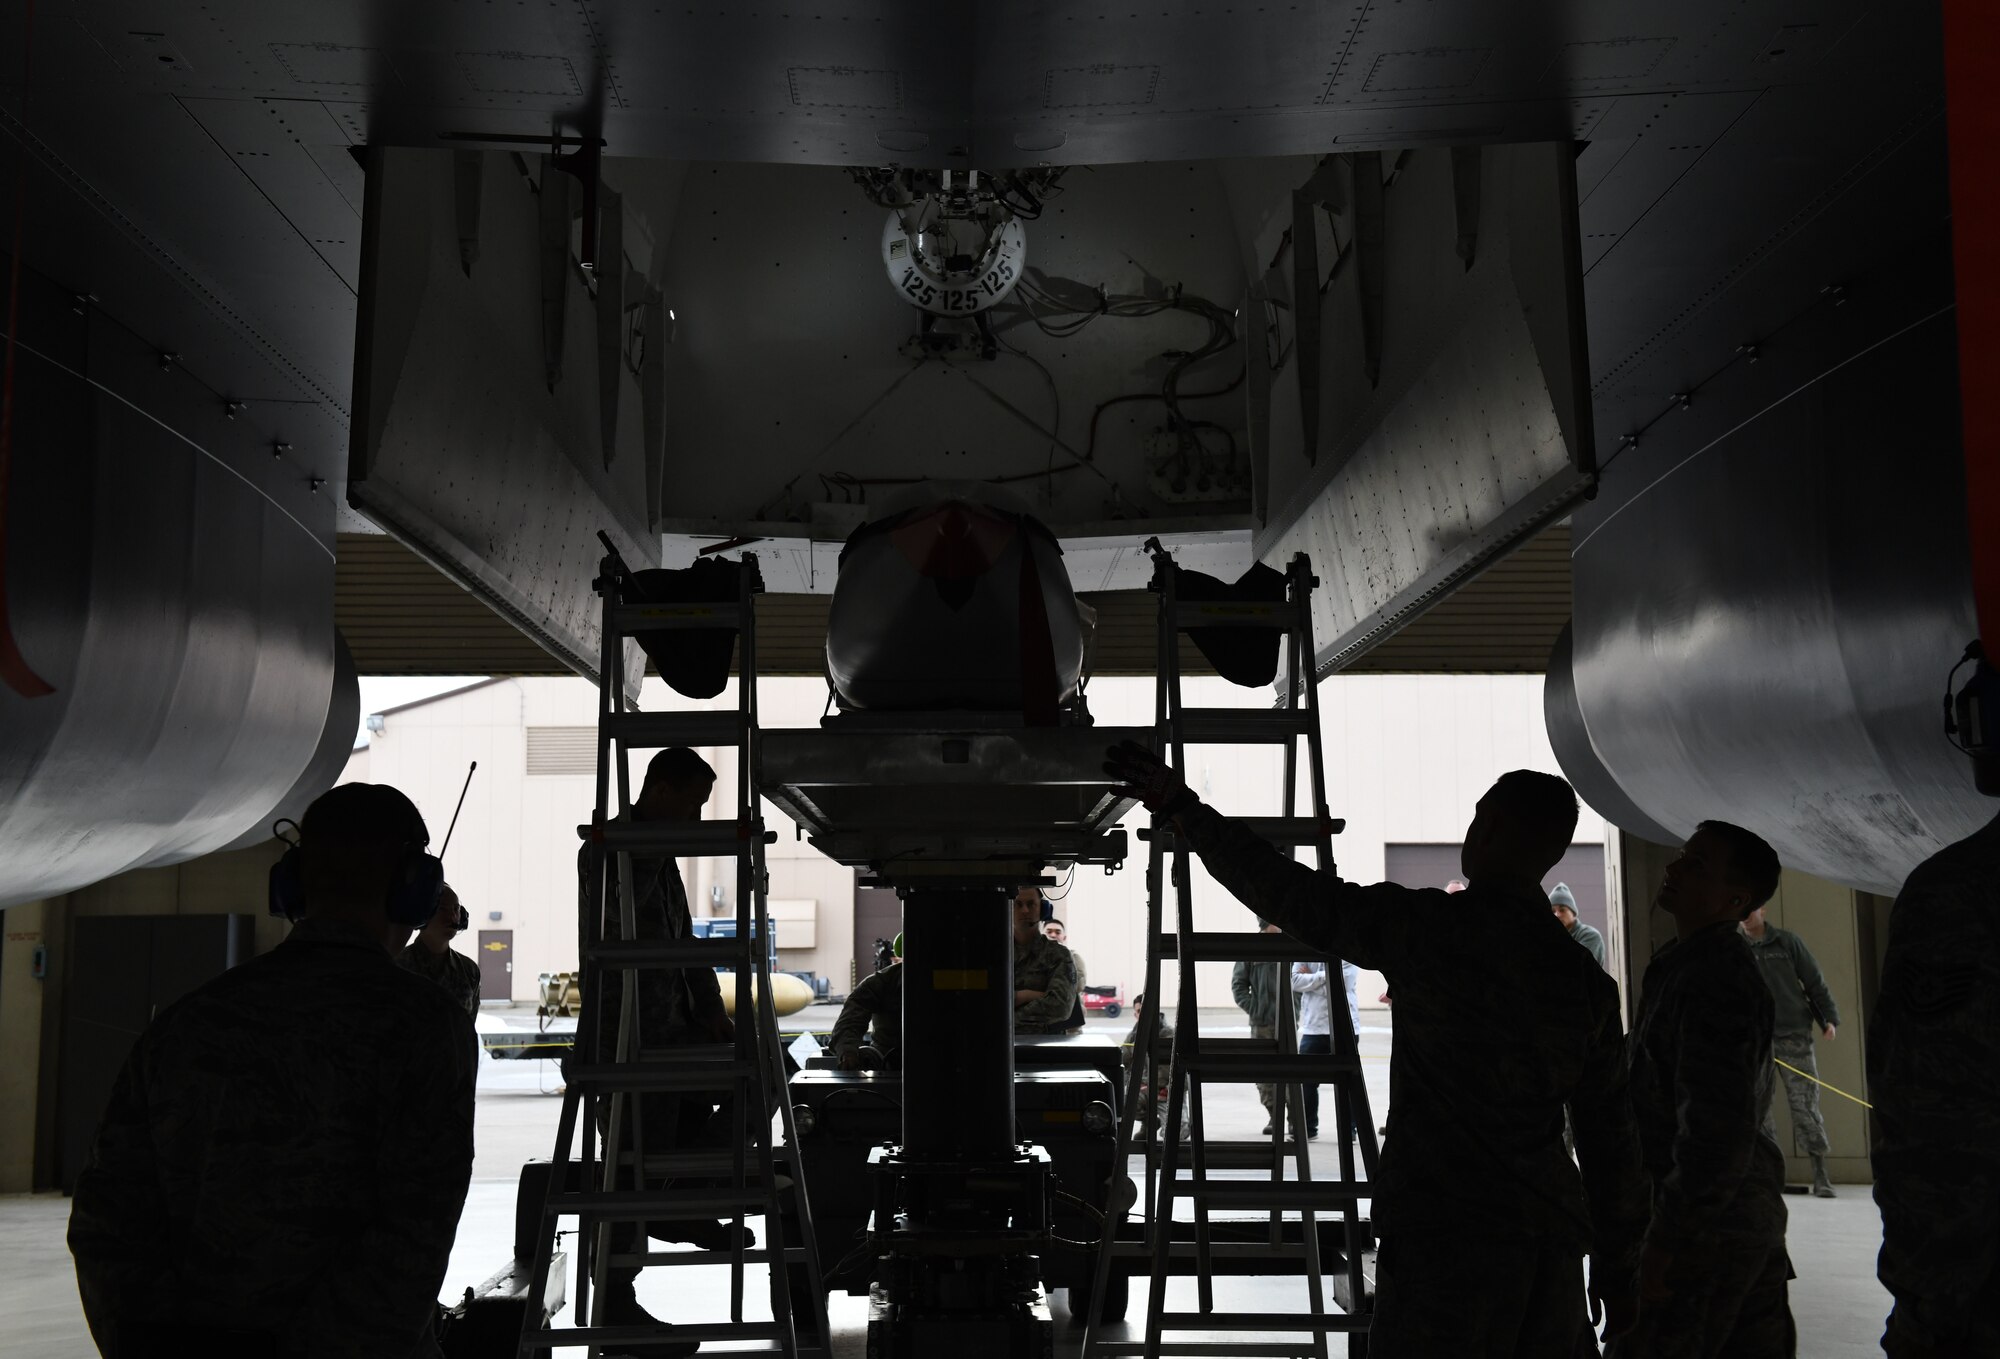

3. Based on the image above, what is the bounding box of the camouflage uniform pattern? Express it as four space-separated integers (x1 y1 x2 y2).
829 962 903 1063
1611 922 1791 1359
1013 931 1079 1034
1121 1010 1175 1097
1870 812 2000 1358
68 917 477 1359
581 838 726 1061
1178 801 1649 1349
1231 958 1299 1123
577 837 734 1288
397 939 483 1019
1745 924 1838 1158
1765 1034 1830 1158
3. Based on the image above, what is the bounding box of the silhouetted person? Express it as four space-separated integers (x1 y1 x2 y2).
68 783 475 1359
1106 743 1648 1357
1232 920 1296 1137
1291 958 1359 1140
1611 821 1794 1359
580 746 742 1348
830 953 902 1069
1871 809 2000 1357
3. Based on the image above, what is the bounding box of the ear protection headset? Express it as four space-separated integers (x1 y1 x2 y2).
267 818 446 926
1944 640 2000 797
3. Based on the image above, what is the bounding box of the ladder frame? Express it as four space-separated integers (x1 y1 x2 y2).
1083 548 1382 1358
516 546 830 1358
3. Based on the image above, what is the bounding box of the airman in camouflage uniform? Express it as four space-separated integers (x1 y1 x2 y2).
1231 925 1301 1133
577 749 741 1349
1870 810 2000 1358
1106 745 1649 1358
829 961 903 1068
1611 821 1794 1359
1121 991 1176 1098
1740 905 1840 1196
68 783 476 1359
1012 887 1079 1034
397 883 483 1020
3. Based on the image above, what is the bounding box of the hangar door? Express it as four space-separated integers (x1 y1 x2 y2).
59 915 253 1190
477 930 514 1001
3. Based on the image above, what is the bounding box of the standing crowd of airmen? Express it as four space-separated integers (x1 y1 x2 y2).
1105 739 2000 1359
53 736 2000 1358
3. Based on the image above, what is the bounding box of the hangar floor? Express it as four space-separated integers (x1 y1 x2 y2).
1 1008 1890 1357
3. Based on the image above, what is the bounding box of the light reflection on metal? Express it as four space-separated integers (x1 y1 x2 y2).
852 167 1064 317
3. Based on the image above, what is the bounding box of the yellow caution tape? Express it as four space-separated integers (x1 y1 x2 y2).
1774 1056 1873 1110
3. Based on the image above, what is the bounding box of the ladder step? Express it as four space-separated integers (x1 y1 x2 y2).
542 1188 770 1219
582 821 772 856
1157 931 1339 962
520 1320 788 1349
632 1150 793 1179
1190 1140 1316 1169
1179 1054 1360 1081
1176 708 1311 744
1180 1177 1365 1209
1156 1312 1368 1333
588 938 751 968
1174 600 1294 631
609 601 748 634
564 1057 755 1092
1108 1240 1314 1260
606 710 747 749
1090 1343 1352 1356
610 1247 811 1267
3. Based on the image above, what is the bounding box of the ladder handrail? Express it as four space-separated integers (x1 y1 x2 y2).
518 547 829 1359
1084 546 1374 1359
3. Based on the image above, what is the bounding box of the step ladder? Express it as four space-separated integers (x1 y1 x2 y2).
1084 545 1381 1358
517 537 830 1358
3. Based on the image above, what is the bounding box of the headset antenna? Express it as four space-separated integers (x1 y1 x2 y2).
441 761 478 857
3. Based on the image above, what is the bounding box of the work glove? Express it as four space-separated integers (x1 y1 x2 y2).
1104 740 1200 817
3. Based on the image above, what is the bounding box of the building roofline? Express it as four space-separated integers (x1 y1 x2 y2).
370 676 507 719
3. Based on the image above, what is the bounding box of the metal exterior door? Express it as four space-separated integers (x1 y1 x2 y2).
852 885 902 988
476 930 513 1000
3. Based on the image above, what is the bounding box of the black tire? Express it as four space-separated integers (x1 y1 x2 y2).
1098 1269 1130 1323
1068 1269 1130 1324
785 1263 826 1342
1103 1002 1122 1018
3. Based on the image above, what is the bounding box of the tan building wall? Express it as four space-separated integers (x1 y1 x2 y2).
344 673 1602 1011
342 677 861 999
1048 673 1607 1017
0 670 1609 1190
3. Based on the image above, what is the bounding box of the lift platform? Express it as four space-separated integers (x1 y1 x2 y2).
760 714 1147 883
